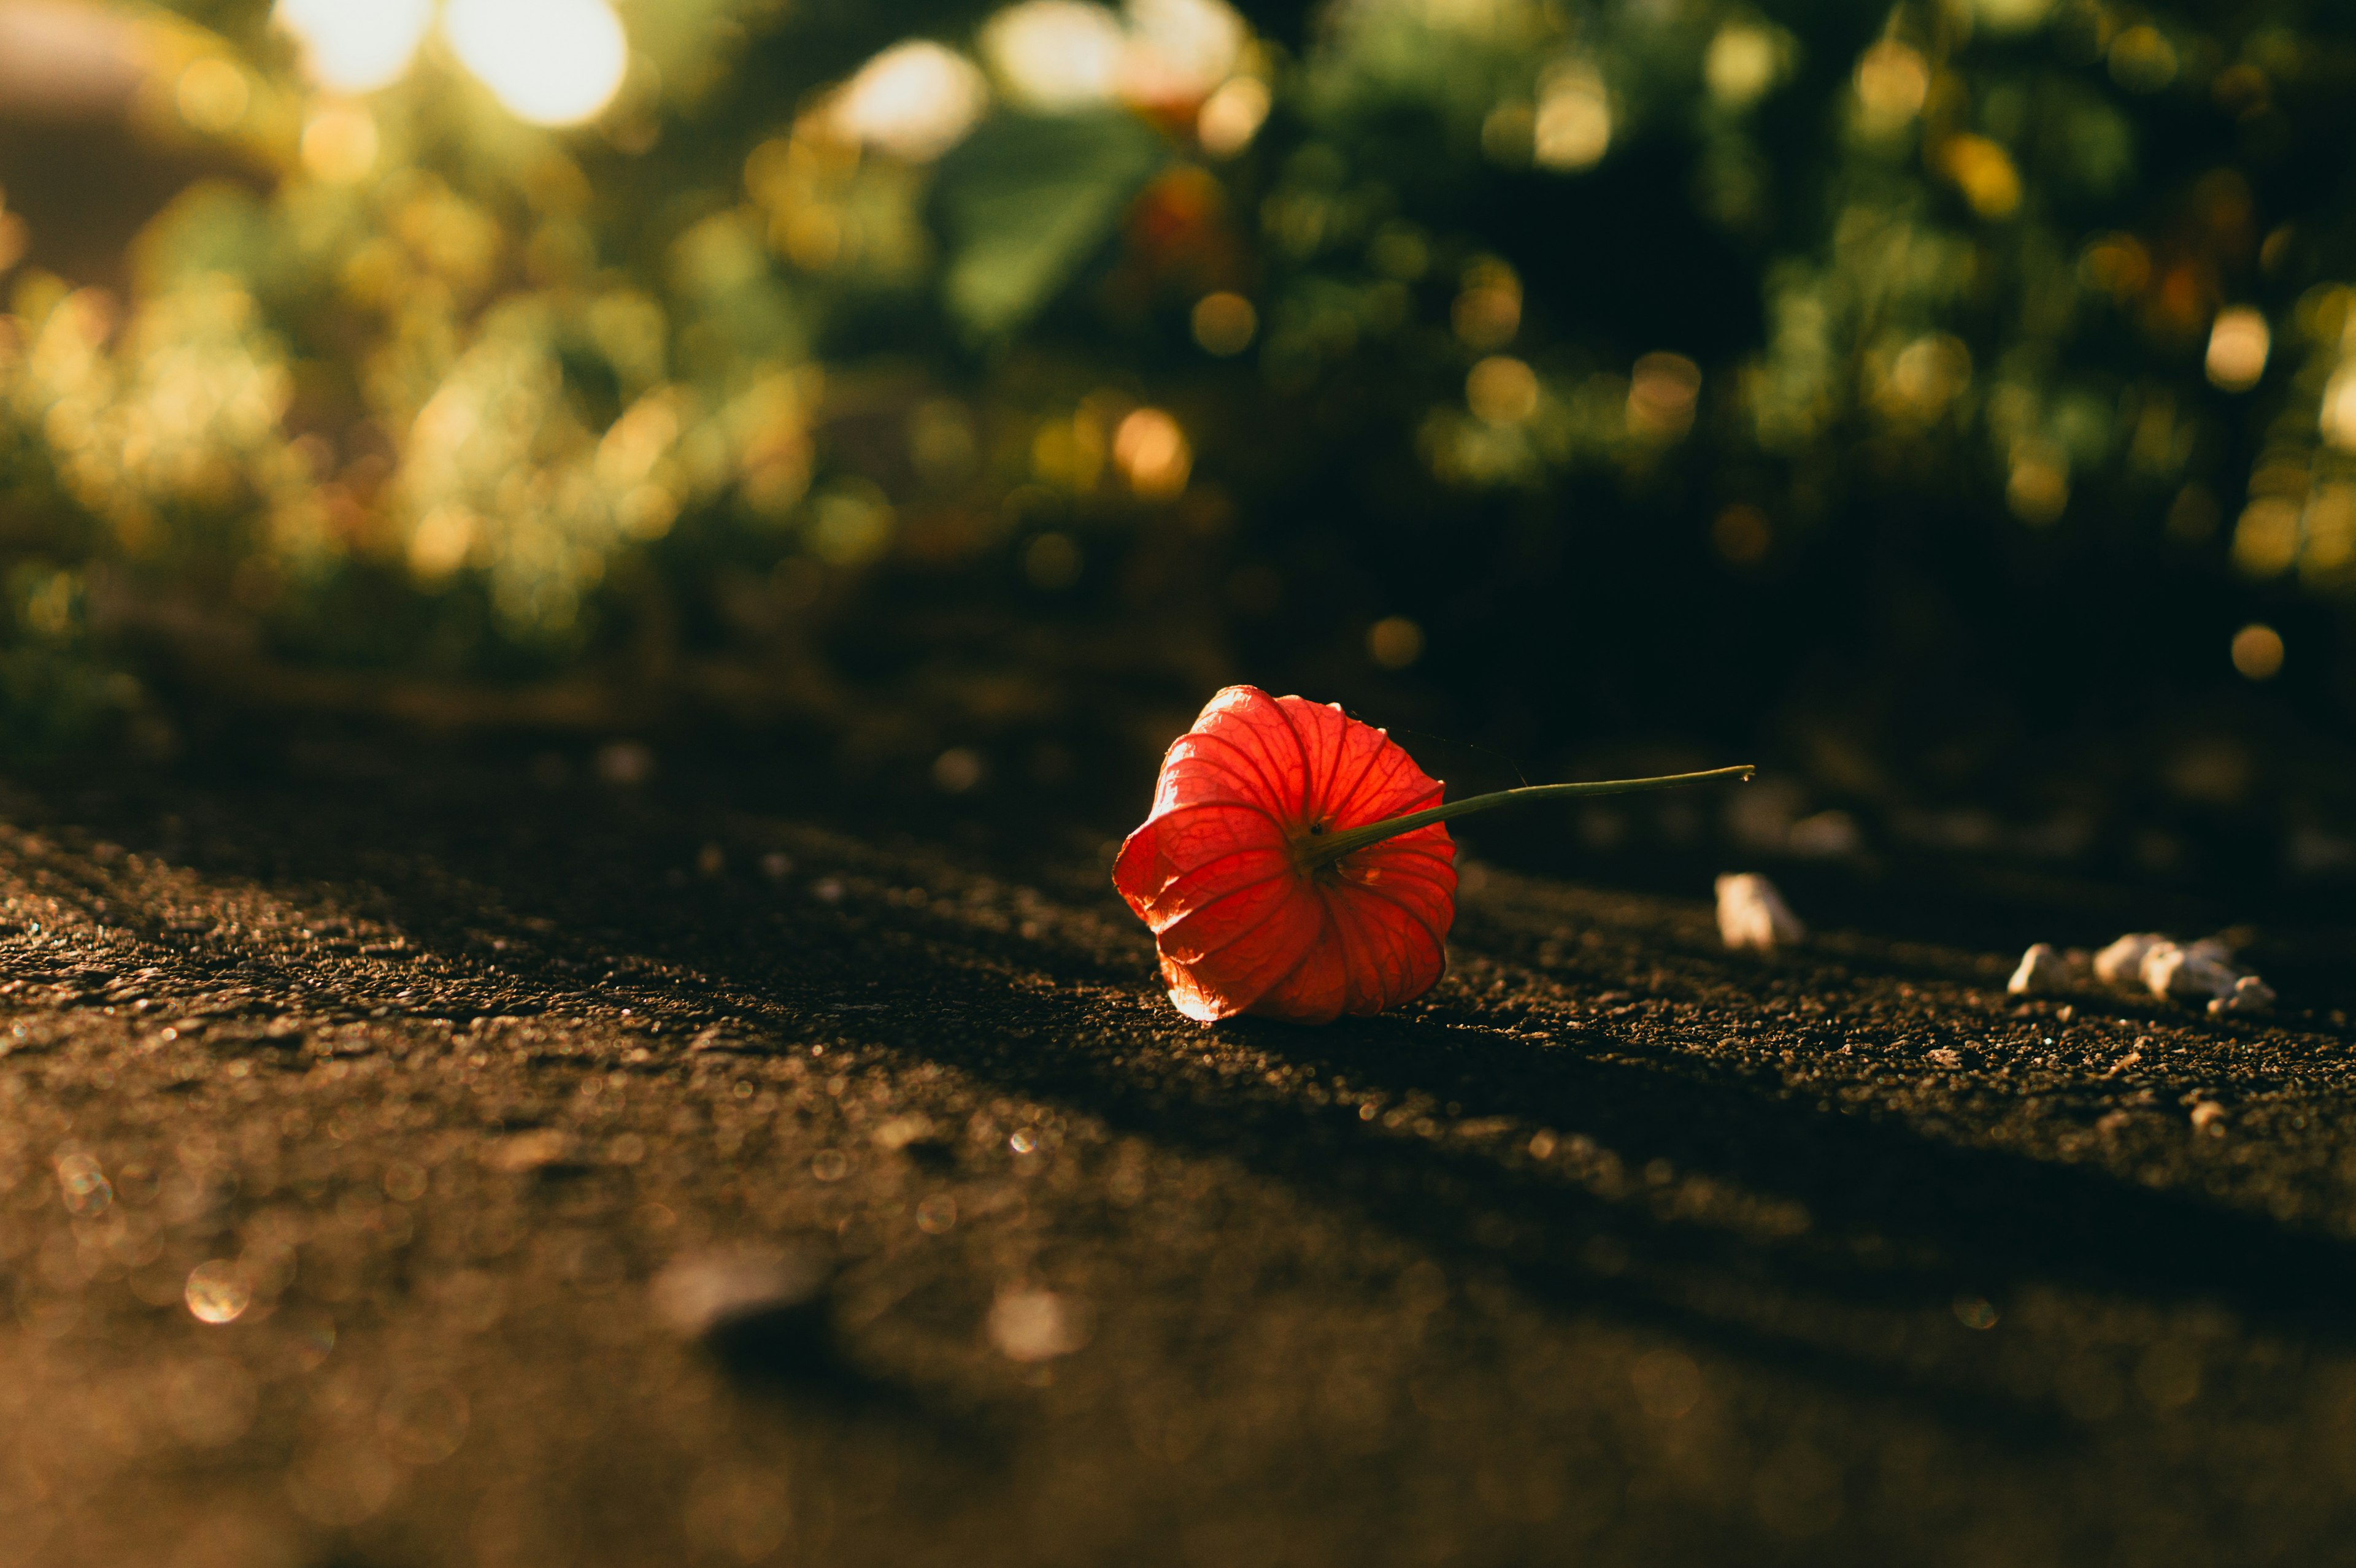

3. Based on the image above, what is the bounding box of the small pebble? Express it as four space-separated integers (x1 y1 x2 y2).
2008 944 2070 995
2093 931 2276 1010
2141 939 2239 1002
650 1245 831 1340
2209 975 2276 1015
1715 874 1804 952
987 1289 1090 1362
594 740 655 786
480 1129 577 1174
2093 934 2165 986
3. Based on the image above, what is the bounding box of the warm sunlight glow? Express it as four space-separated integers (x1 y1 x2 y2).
1533 63 1611 171
831 41 988 162
1854 39 1928 129
2230 623 2284 680
1122 0 1247 108
1113 407 1191 498
444 0 630 126
274 0 434 94
1196 75 1268 156
301 104 380 182
2204 306 2270 393
982 1 1126 109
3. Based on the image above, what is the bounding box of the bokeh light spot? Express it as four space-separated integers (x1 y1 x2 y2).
1196 75 1269 156
933 747 985 793
2231 498 2300 576
2006 448 2069 526
1854 39 1928 129
830 41 988 162
1023 531 1082 588
2204 307 2269 392
1191 291 1257 355
55 1153 110 1216
1366 615 1424 670
987 1289 1090 1361
982 1 1126 110
1628 353 1701 440
1705 25 1780 109
1973 0 2053 33
185 1259 253 1324
1630 1349 1703 1420
1712 504 1771 565
1882 334 1972 421
1114 407 1191 498
1466 356 1539 425
175 58 250 135
2108 25 2178 93
302 106 381 183
2230 623 2283 680
2323 368 2356 451
1123 0 1248 109
1533 63 1610 171
1452 262 1520 350
1941 136 2021 219
2079 234 2151 299
1952 1294 2000 1330
807 484 895 566
444 0 630 127
275 0 434 94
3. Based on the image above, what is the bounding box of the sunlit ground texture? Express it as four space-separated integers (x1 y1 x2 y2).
4 753 2356 1566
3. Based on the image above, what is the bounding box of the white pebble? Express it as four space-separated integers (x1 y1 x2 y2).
2095 931 2276 1010
987 1289 1090 1362
2093 933 2165 986
650 1246 829 1339
2006 943 2069 995
2208 975 2276 1015
1715 874 1804 951
2141 937 2244 1002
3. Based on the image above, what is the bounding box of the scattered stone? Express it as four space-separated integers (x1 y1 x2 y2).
2093 934 2166 986
650 1245 832 1341
871 1113 935 1151
594 740 656 786
2189 1101 2227 1134
987 1289 1090 1363
2209 975 2277 1015
2141 939 2239 1002
1786 810 1863 859
2087 931 2274 1012
1715 874 1804 952
479 1129 579 1174
2007 943 2072 995
690 1023 771 1054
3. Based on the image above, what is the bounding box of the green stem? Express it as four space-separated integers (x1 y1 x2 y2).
1295 764 1757 871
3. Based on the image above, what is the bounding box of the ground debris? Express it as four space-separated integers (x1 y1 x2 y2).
651 1244 831 1340
1715 873 1804 951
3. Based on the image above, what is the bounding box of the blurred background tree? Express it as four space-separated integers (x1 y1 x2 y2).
2 0 2353 887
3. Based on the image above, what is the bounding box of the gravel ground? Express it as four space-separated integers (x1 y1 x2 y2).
4 748 2356 1567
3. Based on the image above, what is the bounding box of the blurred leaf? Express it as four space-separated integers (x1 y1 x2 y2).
937 112 1169 340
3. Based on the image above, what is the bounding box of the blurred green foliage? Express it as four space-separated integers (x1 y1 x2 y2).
2 0 2354 783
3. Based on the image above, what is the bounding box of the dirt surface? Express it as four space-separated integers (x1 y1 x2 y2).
5 747 2356 1568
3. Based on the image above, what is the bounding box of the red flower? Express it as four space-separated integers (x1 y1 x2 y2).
1114 686 1455 1024
1114 686 1755 1025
